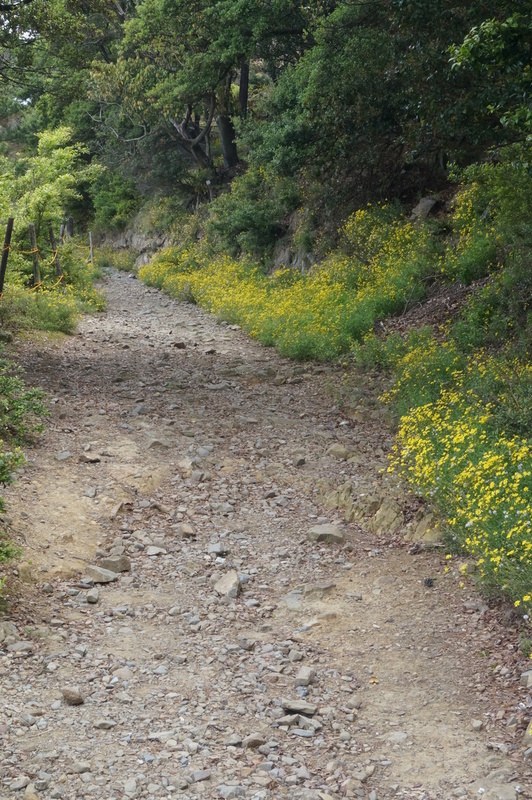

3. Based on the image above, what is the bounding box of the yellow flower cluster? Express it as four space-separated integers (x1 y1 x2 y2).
391 352 532 610
139 207 432 360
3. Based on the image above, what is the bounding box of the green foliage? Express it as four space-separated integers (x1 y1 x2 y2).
91 173 141 231
450 13 532 137
0 350 46 522
95 247 137 273
209 168 300 258
0 127 102 237
0 534 21 563
0 359 47 443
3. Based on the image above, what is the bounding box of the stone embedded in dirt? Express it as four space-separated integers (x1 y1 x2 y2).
94 719 117 729
79 452 101 463
307 524 345 544
99 555 131 573
123 778 137 797
472 719 484 731
289 649 304 662
146 436 171 450
303 581 336 599
295 666 317 687
236 636 255 651
386 731 407 743
281 699 317 716
224 733 243 746
54 451 72 461
0 620 19 643
217 785 245 799
85 565 119 583
7 641 34 653
368 498 403 534
61 687 84 706
214 570 241 598
71 761 91 774
406 512 442 544
145 546 167 556
327 443 351 460
9 776 30 791
191 769 211 783
207 542 230 556
173 522 195 538
520 670 532 688
16 561 33 583
242 732 267 749
86 587 99 604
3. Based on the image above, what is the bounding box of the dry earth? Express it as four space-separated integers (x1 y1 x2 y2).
1 269 532 800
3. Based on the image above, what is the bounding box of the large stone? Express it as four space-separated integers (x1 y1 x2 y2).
281 699 317 716
410 196 437 221
86 587 99 604
307 524 345 545
295 666 317 687
7 641 34 653
0 621 18 643
17 562 33 583
406 512 443 544
85 565 119 583
99 555 131 573
214 571 241 598
368 499 403 534
242 732 267 749
61 687 84 706
326 443 351 460
9 777 30 791
521 670 532 689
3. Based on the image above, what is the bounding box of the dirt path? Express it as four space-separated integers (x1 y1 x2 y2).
1 270 531 800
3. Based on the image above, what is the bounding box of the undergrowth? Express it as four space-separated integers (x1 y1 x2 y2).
353 144 532 615
0 353 47 585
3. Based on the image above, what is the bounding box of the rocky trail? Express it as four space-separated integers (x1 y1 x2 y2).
1 269 532 800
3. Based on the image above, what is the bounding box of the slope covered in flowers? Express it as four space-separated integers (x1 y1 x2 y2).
140 146 532 612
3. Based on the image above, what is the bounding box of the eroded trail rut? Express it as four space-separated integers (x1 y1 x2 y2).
1 270 531 800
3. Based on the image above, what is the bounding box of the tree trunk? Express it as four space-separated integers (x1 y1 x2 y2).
239 60 249 117
216 114 238 169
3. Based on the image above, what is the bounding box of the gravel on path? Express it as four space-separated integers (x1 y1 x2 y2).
0 270 531 800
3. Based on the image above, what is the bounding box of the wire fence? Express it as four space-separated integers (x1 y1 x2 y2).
0 217 93 296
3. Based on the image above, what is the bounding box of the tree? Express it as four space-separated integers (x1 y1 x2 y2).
450 11 532 138
89 0 323 173
0 126 101 236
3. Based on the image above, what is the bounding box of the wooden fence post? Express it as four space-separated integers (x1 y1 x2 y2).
49 223 63 278
0 217 14 295
28 223 41 286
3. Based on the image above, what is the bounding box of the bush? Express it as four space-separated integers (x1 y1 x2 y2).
208 167 300 259
91 172 141 231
